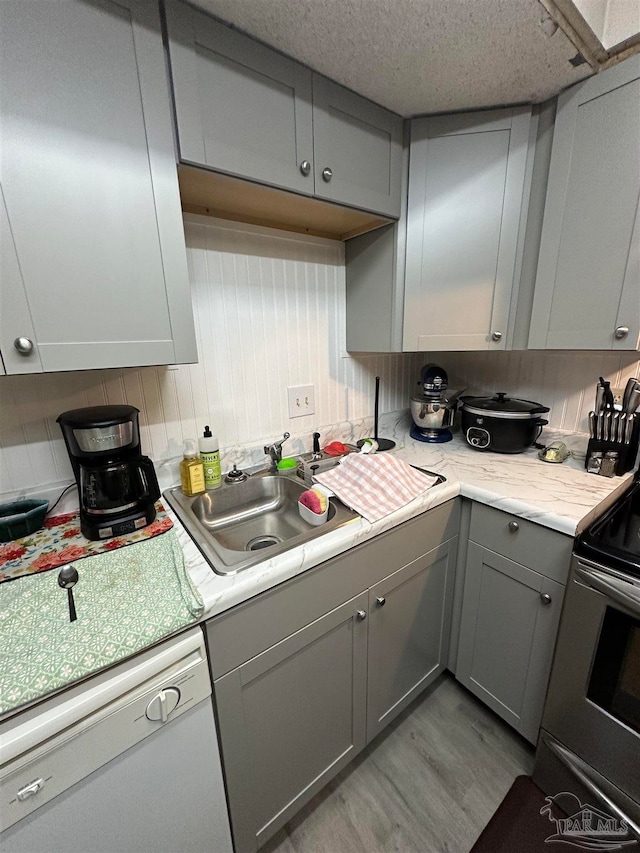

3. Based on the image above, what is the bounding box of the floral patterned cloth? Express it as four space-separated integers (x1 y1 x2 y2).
0 502 173 583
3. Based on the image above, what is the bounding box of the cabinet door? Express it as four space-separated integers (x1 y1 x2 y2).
312 75 403 218
0 0 195 374
366 539 457 742
456 544 563 744
529 56 640 351
404 108 533 351
214 592 368 853
165 1 314 196
0 189 42 375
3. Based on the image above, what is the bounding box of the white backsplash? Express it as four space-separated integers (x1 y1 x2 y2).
1 213 638 500
445 350 640 432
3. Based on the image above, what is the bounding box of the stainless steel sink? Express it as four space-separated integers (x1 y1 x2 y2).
164 470 360 575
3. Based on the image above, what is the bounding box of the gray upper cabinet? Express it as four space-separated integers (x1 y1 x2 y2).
529 56 640 351
165 0 314 196
404 107 535 351
165 0 403 218
312 76 403 218
0 0 196 375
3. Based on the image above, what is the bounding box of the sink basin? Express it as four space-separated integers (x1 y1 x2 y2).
164 471 360 575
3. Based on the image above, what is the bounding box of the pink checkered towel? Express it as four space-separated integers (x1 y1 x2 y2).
314 454 439 523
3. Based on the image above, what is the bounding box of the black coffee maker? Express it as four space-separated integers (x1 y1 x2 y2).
57 405 160 540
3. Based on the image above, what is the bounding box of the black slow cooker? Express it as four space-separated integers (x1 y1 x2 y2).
460 392 549 453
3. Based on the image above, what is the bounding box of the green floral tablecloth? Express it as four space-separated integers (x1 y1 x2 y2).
0 531 204 715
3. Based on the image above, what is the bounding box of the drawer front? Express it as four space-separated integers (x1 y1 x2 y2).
207 498 460 678
469 503 571 584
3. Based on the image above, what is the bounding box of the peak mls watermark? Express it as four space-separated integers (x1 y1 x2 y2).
541 792 638 850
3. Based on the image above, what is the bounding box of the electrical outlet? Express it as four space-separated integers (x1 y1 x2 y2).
612 387 624 406
287 385 315 418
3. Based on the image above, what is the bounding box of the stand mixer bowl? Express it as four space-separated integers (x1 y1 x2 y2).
409 363 463 442
410 397 457 430
410 396 460 442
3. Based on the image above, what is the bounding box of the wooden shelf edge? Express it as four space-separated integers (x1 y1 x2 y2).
178 165 392 242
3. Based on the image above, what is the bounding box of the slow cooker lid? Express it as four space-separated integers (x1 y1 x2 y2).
462 392 550 419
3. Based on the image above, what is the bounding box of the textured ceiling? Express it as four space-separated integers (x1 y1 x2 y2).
190 0 594 116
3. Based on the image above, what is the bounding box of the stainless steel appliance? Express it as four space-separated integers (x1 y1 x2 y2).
460 392 549 453
0 628 233 853
410 364 462 443
57 405 160 540
533 478 640 838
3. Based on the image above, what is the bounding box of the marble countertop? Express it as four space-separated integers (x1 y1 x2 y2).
176 424 633 620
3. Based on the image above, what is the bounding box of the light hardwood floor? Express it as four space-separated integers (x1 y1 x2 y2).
260 673 534 853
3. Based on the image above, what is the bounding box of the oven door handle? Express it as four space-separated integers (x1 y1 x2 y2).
575 564 640 617
543 735 640 840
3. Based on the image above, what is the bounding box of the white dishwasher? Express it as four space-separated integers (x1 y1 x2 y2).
0 627 233 853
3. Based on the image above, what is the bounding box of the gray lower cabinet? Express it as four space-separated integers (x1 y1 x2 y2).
366 541 456 742
165 0 403 218
456 503 571 744
0 0 196 375
529 55 640 351
206 500 460 853
214 592 369 853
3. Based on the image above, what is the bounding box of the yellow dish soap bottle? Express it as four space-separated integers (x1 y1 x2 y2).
180 439 206 496
199 425 222 489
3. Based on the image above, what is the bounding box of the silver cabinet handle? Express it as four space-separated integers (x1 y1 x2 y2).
14 337 34 355
322 167 333 182
540 592 552 606
491 331 502 342
508 521 519 533
356 609 367 621
614 326 629 339
376 597 386 607
300 160 311 176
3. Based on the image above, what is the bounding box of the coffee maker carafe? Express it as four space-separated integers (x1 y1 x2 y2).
57 405 160 540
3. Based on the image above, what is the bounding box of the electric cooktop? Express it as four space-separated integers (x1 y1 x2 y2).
575 476 640 578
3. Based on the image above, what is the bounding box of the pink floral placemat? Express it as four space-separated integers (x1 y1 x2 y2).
0 501 173 583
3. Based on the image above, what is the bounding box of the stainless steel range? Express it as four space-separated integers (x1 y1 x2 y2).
533 477 640 839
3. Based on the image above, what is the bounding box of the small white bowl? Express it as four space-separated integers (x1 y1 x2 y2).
298 500 328 526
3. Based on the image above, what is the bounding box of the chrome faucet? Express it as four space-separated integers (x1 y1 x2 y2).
264 432 290 473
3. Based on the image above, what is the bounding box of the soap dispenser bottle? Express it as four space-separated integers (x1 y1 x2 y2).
180 439 206 496
199 426 221 489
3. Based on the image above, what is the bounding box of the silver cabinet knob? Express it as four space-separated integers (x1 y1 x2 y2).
491 331 502 342
300 160 311 176
376 596 386 607
322 167 333 182
540 593 552 606
615 326 629 339
508 521 519 533
14 337 34 355
356 609 367 621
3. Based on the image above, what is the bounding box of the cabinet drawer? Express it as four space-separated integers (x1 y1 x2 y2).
469 503 571 584
206 498 460 678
